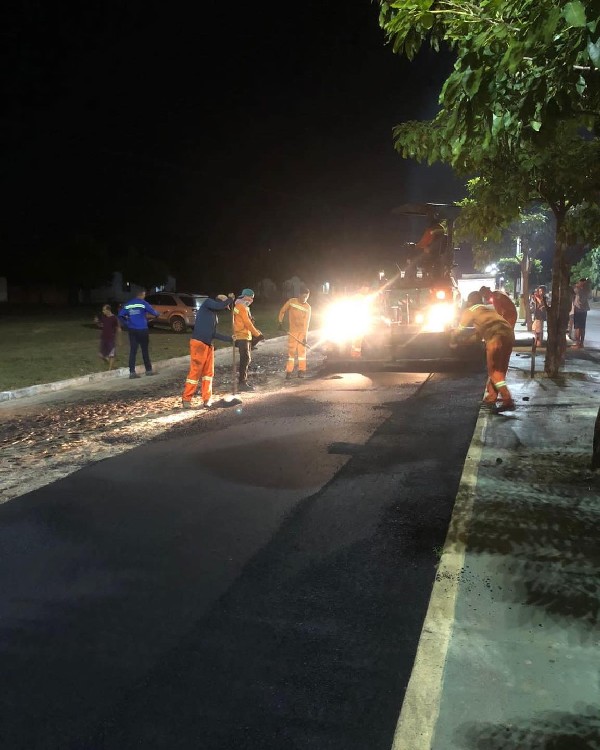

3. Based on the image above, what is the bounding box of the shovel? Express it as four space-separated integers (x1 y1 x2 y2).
219 295 243 408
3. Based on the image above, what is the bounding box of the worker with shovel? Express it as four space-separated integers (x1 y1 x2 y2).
278 287 311 379
181 293 234 409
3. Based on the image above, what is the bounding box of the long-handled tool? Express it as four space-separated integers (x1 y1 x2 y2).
218 295 243 408
283 328 314 350
231 299 237 397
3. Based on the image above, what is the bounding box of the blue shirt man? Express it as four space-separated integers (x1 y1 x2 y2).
118 289 159 378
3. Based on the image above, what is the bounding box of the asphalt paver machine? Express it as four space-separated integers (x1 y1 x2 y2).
320 203 484 373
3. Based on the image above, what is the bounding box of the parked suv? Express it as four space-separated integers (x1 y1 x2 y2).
145 292 208 332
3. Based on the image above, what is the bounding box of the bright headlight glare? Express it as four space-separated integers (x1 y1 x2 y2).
423 303 455 332
322 297 373 343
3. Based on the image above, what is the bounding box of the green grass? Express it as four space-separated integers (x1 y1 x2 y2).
0 302 284 391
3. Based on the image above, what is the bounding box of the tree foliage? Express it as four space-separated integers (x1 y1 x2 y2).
378 0 600 375
571 245 600 285
380 0 600 165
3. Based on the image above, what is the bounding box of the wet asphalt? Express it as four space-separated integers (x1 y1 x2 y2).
0 352 484 749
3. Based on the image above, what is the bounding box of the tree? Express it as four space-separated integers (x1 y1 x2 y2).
571 246 600 288
379 0 600 164
456 197 550 329
378 0 600 375
452 128 600 373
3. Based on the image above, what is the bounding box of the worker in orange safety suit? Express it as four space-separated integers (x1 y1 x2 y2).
278 287 311 379
233 288 263 392
181 293 233 409
415 217 447 278
453 291 516 412
480 286 518 329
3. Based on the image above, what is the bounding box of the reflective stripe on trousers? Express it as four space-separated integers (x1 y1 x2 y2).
486 335 513 403
286 332 307 372
182 340 215 402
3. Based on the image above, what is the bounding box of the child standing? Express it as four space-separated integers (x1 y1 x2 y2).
95 304 120 369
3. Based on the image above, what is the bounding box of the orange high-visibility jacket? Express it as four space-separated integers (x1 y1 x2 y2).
278 298 311 334
489 292 518 328
416 223 445 250
233 302 261 341
458 304 513 342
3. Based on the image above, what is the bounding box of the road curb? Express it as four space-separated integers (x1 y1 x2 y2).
0 337 292 403
0 356 191 403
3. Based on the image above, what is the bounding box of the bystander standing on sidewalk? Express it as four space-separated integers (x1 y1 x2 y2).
117 289 159 378
531 285 548 347
572 277 592 349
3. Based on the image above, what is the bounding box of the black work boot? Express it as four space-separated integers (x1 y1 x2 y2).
297 371 305 378
285 372 292 380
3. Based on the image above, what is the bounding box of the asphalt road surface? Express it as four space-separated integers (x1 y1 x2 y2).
1 368 484 749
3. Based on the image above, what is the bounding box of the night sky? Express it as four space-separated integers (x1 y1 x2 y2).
3 1 464 290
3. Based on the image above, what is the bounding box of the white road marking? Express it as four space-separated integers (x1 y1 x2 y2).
390 407 489 750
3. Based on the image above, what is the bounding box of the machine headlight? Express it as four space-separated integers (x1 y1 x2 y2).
322 297 374 344
422 303 455 332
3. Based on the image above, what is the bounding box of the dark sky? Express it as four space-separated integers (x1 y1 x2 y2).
3 1 464 288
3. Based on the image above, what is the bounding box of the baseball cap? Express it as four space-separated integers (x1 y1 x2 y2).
241 288 254 297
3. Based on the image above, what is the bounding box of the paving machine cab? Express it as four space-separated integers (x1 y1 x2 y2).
320 203 484 372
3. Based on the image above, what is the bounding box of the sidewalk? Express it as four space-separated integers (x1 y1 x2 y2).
392 344 600 749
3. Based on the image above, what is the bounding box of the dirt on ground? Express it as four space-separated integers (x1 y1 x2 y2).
1 348 322 504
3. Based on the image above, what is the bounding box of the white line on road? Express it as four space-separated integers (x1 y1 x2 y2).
390 407 489 750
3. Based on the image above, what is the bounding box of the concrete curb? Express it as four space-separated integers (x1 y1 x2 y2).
0 356 192 403
0 338 292 403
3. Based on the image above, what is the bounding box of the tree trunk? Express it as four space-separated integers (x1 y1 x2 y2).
521 247 532 331
545 238 571 377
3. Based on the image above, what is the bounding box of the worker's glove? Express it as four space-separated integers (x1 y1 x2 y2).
251 333 264 351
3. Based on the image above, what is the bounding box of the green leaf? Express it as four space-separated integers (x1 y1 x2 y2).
588 39 600 69
562 1 587 28
531 120 542 131
421 13 435 29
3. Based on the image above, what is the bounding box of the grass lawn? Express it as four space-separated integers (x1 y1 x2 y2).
0 302 284 391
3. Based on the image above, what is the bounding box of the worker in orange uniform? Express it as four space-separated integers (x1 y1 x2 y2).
278 287 311 379
181 294 233 409
453 291 516 412
233 288 263 392
416 216 447 278
480 286 518 329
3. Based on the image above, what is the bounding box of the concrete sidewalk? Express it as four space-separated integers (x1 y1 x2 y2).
392 344 600 749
